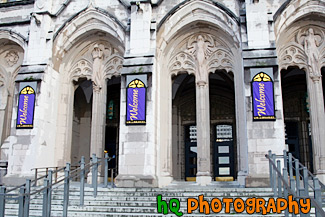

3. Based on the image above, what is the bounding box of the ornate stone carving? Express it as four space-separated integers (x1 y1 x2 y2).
208 48 233 73
104 55 123 79
5 50 19 67
70 59 92 82
169 34 234 85
278 43 307 71
169 52 196 76
278 26 325 79
91 44 104 92
69 42 123 89
303 28 322 79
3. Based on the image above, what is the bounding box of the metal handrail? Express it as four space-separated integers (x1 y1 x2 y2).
0 153 114 217
290 155 325 191
266 150 325 217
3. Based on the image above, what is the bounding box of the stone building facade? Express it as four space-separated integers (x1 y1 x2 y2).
0 0 325 187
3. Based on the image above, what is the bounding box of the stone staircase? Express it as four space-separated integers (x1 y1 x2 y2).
3 183 318 216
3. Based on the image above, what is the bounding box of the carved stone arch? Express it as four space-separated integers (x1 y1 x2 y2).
0 39 24 147
274 0 325 39
53 6 126 71
277 24 325 74
157 3 246 185
157 0 241 57
275 0 325 73
0 29 27 50
54 30 124 165
275 5 325 181
0 42 24 107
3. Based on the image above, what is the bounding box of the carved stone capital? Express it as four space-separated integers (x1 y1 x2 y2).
311 75 322 82
196 80 207 86
92 83 102 92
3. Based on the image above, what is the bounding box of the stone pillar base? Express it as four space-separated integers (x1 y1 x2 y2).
237 171 247 186
316 171 325 184
245 175 270 187
159 175 173 187
115 174 158 187
86 171 103 184
3 174 34 186
196 173 211 186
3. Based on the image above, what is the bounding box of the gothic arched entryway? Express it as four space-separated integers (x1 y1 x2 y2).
209 71 236 181
172 74 196 181
281 67 313 172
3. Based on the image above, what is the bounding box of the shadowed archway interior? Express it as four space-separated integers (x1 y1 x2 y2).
281 67 313 172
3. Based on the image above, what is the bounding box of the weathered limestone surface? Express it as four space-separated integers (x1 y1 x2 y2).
0 0 325 187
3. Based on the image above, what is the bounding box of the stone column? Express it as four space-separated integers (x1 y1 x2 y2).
90 84 107 158
303 28 325 183
87 82 107 183
307 75 325 182
88 44 107 183
195 81 211 185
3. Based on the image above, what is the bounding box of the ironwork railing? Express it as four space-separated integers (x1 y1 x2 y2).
0 153 115 217
266 150 325 217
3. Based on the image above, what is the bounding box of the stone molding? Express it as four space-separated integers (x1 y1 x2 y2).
274 0 325 38
168 33 234 82
53 7 126 70
157 0 241 55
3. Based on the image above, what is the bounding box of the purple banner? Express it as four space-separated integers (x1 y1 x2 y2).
16 86 35 128
126 85 146 125
252 81 275 120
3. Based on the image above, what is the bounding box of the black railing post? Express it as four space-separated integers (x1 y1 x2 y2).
301 167 310 217
111 169 115 188
63 163 70 217
104 153 108 187
302 167 309 196
282 167 289 217
294 159 300 196
42 179 49 217
283 150 287 169
276 160 282 197
92 154 98 198
80 156 85 206
0 186 6 217
313 177 322 217
47 170 53 217
268 150 273 189
24 179 31 217
272 154 277 196
18 186 25 217
288 153 293 180
34 168 37 187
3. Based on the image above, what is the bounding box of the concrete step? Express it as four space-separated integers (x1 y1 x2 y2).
3 186 320 217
